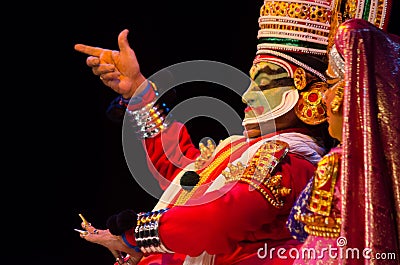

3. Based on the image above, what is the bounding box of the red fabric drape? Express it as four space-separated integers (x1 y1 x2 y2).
338 19 400 264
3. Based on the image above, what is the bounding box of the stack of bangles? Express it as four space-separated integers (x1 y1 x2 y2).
134 208 173 254
122 208 173 255
124 81 171 139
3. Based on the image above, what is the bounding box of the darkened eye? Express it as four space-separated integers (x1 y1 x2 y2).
247 99 255 105
259 77 294 90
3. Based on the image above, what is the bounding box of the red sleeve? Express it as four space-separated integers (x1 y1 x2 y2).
159 182 277 256
157 153 315 256
143 122 201 190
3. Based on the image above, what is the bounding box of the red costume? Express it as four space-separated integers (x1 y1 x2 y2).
126 121 324 265
111 0 343 263
338 19 400 264
77 1 345 264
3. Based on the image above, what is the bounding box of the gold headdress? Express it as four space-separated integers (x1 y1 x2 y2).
249 0 393 125
341 0 393 30
257 0 337 57
250 0 340 125
326 0 393 113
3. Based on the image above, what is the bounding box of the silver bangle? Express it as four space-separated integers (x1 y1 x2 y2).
127 100 171 139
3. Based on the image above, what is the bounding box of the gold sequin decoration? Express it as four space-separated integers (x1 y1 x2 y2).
288 2 308 19
309 152 340 216
260 1 332 37
330 80 345 114
294 67 307 90
223 140 291 208
294 151 341 238
294 82 328 125
194 139 216 170
294 213 342 238
343 0 388 29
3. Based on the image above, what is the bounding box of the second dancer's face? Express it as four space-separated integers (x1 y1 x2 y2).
323 81 344 142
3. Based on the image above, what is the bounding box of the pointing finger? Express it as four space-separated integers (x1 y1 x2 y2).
74 44 110 57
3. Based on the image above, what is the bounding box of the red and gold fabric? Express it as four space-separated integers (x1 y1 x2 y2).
124 123 319 264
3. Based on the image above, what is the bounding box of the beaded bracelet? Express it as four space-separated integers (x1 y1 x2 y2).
125 81 171 139
134 208 173 254
127 101 171 138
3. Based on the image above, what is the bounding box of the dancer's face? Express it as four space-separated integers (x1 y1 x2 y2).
242 62 295 138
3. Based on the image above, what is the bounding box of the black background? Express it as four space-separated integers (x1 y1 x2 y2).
8 1 399 265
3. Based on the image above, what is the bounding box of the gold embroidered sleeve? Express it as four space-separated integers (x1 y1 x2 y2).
223 140 291 208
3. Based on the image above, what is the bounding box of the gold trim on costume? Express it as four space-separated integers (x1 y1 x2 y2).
295 214 342 238
223 140 291 208
309 152 340 216
175 141 247 206
295 151 342 238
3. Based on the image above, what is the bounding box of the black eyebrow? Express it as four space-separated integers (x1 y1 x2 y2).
257 66 288 75
258 77 294 90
